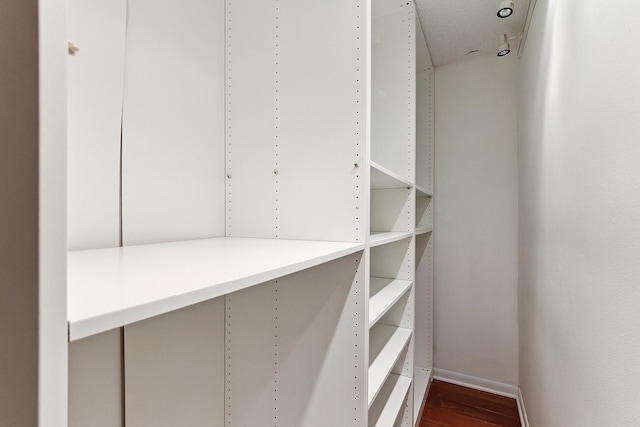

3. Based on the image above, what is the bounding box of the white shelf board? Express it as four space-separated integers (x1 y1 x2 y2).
369 231 413 248
415 185 432 198
369 277 413 328
371 161 413 190
67 237 364 341
368 324 412 408
413 366 432 425
414 225 433 236
369 374 412 427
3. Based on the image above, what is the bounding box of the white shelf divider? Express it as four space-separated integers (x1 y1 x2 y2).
67 237 364 341
369 278 414 328
369 373 412 427
414 225 433 236
415 185 431 198
369 231 413 248
371 161 413 190
413 366 432 425
368 324 413 407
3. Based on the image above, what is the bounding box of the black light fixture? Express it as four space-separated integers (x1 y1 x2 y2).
497 34 511 57
497 0 514 18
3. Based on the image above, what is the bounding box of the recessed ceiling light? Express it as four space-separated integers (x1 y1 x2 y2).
497 34 511 57
497 0 514 18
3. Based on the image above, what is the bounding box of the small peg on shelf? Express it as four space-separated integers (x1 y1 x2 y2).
274 168 279 175
227 173 232 179
354 161 360 168
68 42 80 56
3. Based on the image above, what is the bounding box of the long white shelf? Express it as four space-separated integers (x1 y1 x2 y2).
369 277 413 328
415 185 432 198
413 366 432 425
414 225 433 236
368 324 412 407
371 161 413 190
67 237 364 341
369 231 413 247
369 374 412 427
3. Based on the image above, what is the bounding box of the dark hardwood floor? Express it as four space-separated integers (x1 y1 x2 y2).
419 380 520 427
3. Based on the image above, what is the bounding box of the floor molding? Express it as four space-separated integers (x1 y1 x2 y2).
516 387 530 427
432 368 518 399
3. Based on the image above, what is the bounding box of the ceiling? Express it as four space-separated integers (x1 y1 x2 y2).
415 0 531 68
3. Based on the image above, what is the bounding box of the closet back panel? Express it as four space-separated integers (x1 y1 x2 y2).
371 4 415 182
226 253 366 426
226 0 367 241
67 0 125 250
121 0 226 246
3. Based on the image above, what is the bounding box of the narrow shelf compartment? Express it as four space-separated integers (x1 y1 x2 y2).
67 237 364 341
413 366 432 424
369 278 414 328
370 231 413 247
371 161 413 190
368 374 412 427
415 185 432 198
414 225 433 236
368 324 413 407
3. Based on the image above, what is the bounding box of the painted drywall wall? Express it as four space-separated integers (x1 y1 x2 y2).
519 0 640 425
434 55 519 386
0 2 40 425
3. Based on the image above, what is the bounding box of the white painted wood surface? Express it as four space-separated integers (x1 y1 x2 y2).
121 0 226 245
369 374 412 427
370 277 414 327
68 237 363 340
368 324 412 407
413 366 432 425
67 0 125 250
124 298 224 427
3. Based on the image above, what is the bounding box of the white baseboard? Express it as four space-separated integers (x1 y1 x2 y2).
432 368 530 427
517 388 530 427
432 368 519 399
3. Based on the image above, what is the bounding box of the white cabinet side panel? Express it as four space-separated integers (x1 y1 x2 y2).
225 0 278 238
371 7 416 182
122 0 225 245
371 188 414 233
227 254 366 426
275 0 367 242
416 71 433 192
414 233 433 369
370 238 414 281
124 298 224 427
68 329 122 427
67 0 125 250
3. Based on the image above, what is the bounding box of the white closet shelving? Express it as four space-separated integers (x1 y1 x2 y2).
60 0 434 425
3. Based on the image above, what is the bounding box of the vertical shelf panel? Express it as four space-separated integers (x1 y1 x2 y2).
67 0 126 250
121 0 226 245
227 254 366 427
371 188 414 233
124 298 225 427
368 374 412 427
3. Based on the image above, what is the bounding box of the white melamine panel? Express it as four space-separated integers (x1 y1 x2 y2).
67 0 125 250
68 329 122 427
368 374 412 427
413 366 432 425
370 231 414 248
124 298 224 427
380 286 414 331
370 277 413 328
371 162 413 190
227 254 366 426
416 195 432 228
121 0 225 245
67 237 363 340
275 0 367 242
368 324 412 407
225 0 278 238
370 238 414 281
414 233 433 369
371 188 414 233
371 5 415 182
416 70 434 193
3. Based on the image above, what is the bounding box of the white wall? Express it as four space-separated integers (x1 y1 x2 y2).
519 0 640 425
434 55 519 387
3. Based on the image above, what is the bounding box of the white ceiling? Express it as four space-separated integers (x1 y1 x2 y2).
415 0 531 68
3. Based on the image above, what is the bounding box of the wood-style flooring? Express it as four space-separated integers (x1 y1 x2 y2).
419 380 521 427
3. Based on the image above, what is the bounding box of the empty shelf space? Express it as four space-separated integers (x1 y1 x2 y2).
371 161 413 189
67 237 364 341
368 324 413 407
370 231 413 247
413 366 432 423
415 185 432 198
369 277 414 328
368 374 412 427
415 225 433 235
